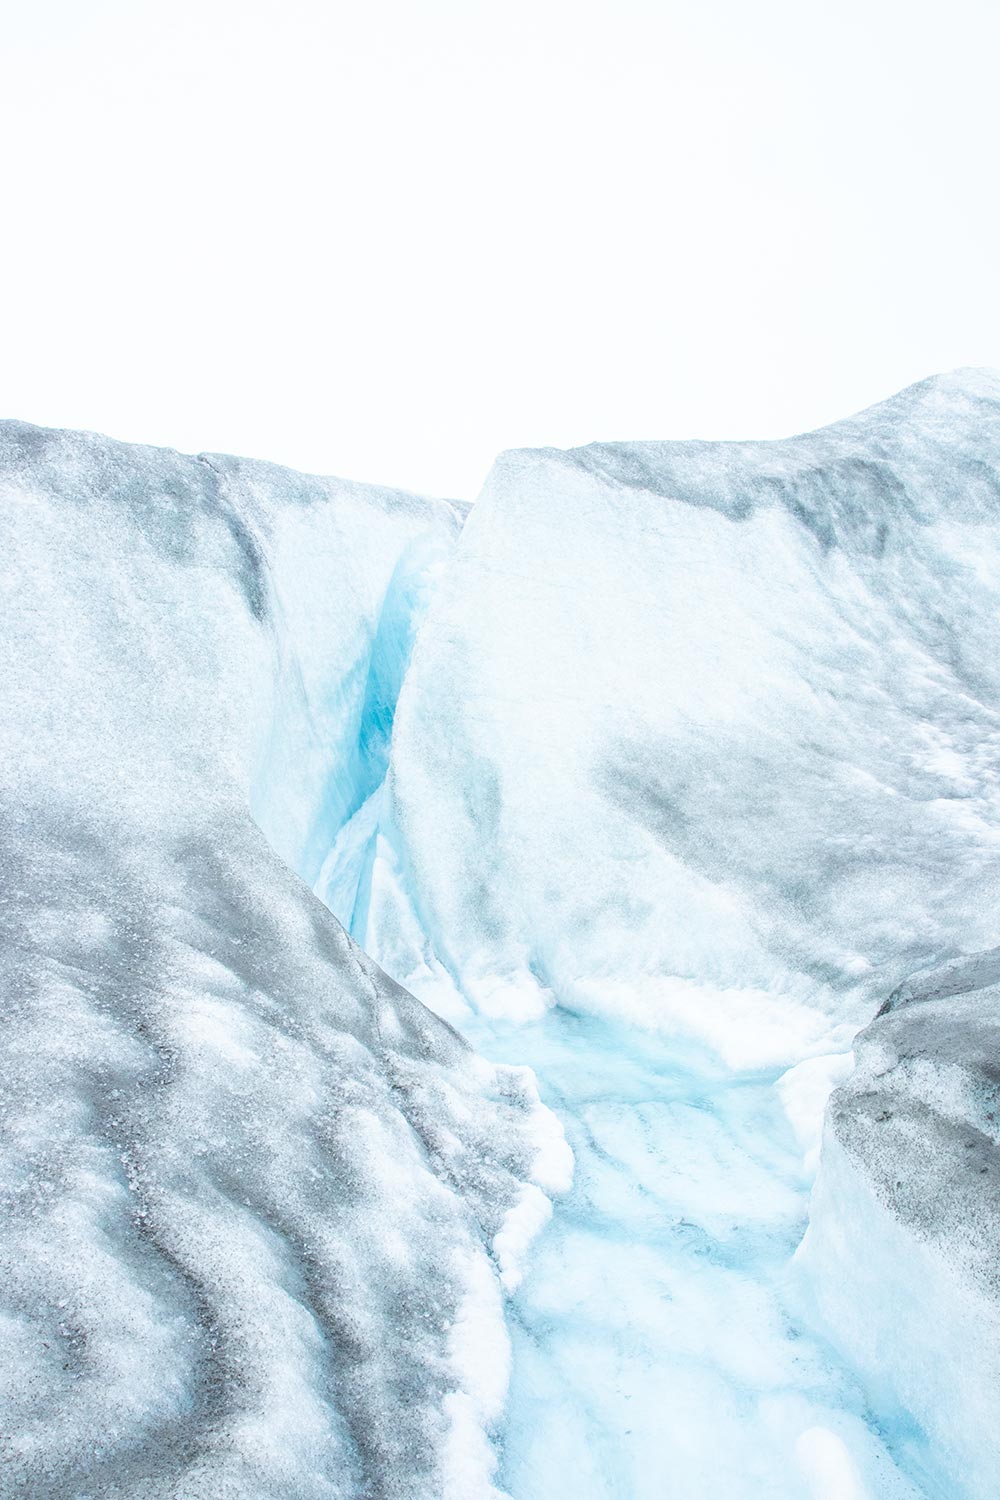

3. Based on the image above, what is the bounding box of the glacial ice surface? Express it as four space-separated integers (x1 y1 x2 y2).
0 421 560 1498
4 370 1000 1499
319 370 1000 1498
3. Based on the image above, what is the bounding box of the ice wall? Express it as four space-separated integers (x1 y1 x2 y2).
341 369 1000 1497
0 421 560 1498
369 369 1000 1047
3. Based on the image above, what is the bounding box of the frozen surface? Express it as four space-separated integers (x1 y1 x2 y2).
0 422 558 1498
4 370 1000 1499
326 370 1000 1498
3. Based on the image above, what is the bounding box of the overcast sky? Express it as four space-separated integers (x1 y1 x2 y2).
1 0 997 497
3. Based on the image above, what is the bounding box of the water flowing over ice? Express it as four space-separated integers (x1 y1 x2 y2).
2 370 1000 1498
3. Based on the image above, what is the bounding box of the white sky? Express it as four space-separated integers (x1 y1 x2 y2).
1 0 998 498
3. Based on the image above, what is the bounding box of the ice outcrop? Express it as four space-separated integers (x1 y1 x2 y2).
0 421 557 1498
798 949 1000 1499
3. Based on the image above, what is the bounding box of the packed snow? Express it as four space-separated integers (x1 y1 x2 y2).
2 371 1000 1498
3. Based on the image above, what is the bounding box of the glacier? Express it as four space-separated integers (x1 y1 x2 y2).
2 370 1000 1498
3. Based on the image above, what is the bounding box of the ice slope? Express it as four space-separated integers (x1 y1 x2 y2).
0 421 561 1499
326 369 1000 1498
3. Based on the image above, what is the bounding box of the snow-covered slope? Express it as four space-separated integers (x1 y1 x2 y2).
0 422 563 1498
